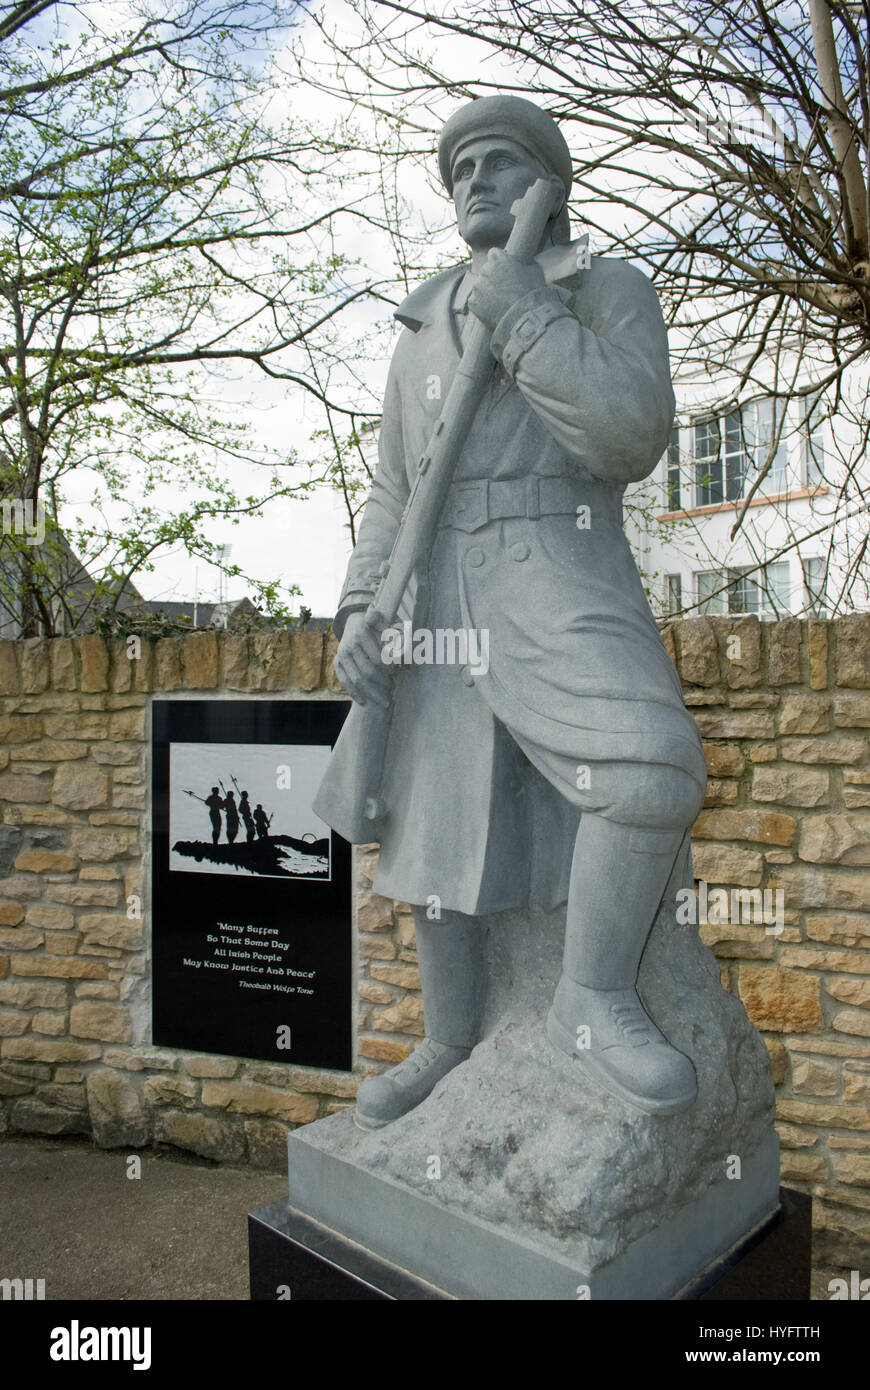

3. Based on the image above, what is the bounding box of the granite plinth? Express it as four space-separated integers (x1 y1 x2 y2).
285 844 782 1301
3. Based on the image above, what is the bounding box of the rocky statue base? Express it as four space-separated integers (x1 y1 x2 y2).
286 843 782 1300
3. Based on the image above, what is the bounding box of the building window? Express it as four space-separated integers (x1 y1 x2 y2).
803 556 828 617
692 399 788 507
665 428 681 510
666 573 682 613
802 393 826 486
696 562 790 618
694 418 722 506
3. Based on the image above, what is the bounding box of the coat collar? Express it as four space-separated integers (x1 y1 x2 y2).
394 235 591 333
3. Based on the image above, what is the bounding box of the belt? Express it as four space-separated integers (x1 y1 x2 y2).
440 476 612 533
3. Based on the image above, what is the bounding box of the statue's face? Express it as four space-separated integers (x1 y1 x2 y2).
452 138 546 250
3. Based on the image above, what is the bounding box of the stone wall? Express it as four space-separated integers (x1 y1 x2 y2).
0 618 868 1270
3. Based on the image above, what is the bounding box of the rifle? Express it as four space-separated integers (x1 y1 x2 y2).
317 179 560 838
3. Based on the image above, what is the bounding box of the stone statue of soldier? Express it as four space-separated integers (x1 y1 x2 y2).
315 95 708 1130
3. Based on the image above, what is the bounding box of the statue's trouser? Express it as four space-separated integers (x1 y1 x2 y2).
415 908 487 1049
354 763 706 1127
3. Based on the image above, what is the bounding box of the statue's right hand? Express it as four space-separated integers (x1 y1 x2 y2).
334 611 394 709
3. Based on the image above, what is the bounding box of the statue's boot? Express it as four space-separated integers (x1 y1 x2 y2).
355 909 485 1130
547 817 697 1115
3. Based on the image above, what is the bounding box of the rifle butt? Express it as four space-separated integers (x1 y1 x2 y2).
312 698 392 845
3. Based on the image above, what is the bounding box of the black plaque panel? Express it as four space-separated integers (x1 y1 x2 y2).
152 699 352 1070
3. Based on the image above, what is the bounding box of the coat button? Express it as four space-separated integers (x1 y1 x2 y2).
509 542 531 562
465 547 485 567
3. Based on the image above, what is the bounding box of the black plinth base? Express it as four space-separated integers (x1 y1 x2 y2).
248 1187 811 1301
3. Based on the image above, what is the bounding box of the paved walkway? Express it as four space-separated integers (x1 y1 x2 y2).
0 1135 283 1301
0 1133 848 1301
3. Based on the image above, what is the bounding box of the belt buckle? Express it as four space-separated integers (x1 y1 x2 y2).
447 479 488 532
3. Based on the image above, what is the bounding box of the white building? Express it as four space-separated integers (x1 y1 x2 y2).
625 356 870 622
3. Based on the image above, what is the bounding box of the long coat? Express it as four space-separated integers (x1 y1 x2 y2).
314 246 707 916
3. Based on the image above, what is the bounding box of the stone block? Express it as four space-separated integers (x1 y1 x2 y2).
143 1075 198 1107
767 619 802 685
371 995 425 1036
290 631 325 691
357 891 393 932
9 1094 88 1135
694 710 775 739
832 1009 870 1039
50 882 121 907
358 1037 411 1064
676 619 719 686
779 1150 828 1182
690 843 763 886
324 630 343 690
737 965 823 1033
200 1079 318 1122
832 694 870 728
68 827 138 862
0 771 51 803
703 780 739 805
702 742 744 777
721 618 761 688
776 1097 870 1129
835 613 870 688
781 734 867 764
370 962 422 990
0 1007 30 1036
14 850 76 874
751 766 829 807
182 631 219 689
154 638 184 690
2 1036 101 1062
87 1067 149 1147
764 1037 787 1085
358 934 397 960
51 763 109 811
102 1048 177 1071
155 1108 244 1162
19 639 50 693
692 809 796 846
827 977 870 1008
69 1001 132 1043
806 915 870 948
10 954 109 979
808 622 829 691
287 1067 359 1099
78 914 143 951
108 708 144 740
778 694 830 735
76 635 109 692
800 813 870 866
219 634 250 689
0 979 66 1008
108 639 133 694
183 1056 239 1078
791 1055 840 1096
245 1117 291 1169
250 632 292 691
0 640 18 694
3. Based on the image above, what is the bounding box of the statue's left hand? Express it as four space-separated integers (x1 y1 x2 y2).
467 249 546 330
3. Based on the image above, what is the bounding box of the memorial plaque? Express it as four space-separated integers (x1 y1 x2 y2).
152 699 352 1069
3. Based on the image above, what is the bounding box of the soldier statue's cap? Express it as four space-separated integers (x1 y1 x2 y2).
438 95 573 195
438 95 573 243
